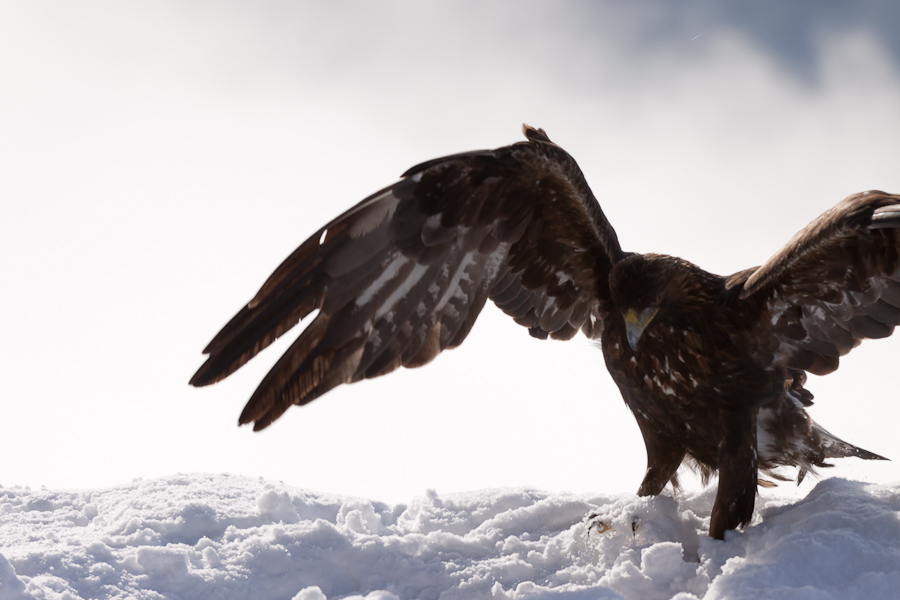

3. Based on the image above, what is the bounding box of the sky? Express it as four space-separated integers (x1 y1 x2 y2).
2 1 900 504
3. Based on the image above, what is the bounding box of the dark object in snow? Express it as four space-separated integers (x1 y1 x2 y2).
191 125 894 539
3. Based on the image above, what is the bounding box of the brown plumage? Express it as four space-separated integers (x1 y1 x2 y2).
191 126 896 539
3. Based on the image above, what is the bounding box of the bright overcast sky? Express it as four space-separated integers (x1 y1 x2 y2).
3 1 900 504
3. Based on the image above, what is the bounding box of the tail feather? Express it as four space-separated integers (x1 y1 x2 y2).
815 423 888 462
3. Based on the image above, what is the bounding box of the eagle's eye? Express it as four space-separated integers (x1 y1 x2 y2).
651 294 662 306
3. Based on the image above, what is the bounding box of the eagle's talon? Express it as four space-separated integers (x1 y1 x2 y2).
585 512 641 537
589 520 611 535
585 512 611 535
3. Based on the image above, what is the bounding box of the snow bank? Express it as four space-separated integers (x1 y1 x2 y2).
1 474 898 599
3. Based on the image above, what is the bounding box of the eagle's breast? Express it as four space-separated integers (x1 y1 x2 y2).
602 306 774 456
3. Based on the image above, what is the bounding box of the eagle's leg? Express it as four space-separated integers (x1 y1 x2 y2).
587 420 683 537
635 421 686 496
709 410 758 539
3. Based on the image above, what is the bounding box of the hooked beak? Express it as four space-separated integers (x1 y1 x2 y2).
624 307 659 351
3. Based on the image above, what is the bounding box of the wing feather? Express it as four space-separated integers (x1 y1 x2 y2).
732 191 900 375
192 125 623 429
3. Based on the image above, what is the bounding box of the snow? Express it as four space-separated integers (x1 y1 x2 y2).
2 474 898 600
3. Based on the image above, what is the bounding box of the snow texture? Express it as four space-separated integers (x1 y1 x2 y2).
1 474 898 600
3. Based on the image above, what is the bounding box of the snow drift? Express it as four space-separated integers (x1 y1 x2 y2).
1 474 898 600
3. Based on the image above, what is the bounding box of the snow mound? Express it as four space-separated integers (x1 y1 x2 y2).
1 474 898 599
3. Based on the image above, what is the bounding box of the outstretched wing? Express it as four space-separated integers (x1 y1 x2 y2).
729 190 900 375
191 126 624 430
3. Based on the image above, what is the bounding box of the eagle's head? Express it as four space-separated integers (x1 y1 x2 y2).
609 254 721 350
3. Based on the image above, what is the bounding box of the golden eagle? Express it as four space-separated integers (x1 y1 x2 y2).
191 126 896 539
